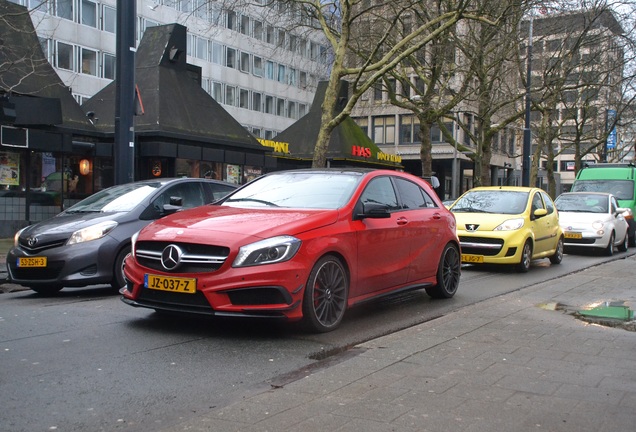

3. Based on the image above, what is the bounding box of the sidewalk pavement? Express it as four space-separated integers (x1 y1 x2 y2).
170 256 636 432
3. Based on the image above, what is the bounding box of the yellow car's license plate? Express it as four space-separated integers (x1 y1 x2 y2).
145 274 197 294
18 256 47 267
462 254 484 263
564 232 582 239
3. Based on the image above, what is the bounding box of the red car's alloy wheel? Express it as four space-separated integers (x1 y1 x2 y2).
303 256 348 332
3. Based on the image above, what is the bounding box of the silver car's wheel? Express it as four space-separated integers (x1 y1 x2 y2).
111 246 131 290
516 240 532 273
302 256 348 333
426 243 461 299
604 232 615 257
618 232 629 252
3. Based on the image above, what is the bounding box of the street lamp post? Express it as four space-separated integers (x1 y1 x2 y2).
452 113 460 198
522 14 533 187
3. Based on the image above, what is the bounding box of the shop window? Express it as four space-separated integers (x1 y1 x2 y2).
225 164 241 184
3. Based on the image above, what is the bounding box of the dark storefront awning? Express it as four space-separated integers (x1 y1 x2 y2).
272 81 402 169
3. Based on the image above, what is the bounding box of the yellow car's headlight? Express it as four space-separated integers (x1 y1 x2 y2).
494 218 524 231
67 221 118 245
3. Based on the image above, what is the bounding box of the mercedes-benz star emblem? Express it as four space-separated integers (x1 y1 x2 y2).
27 236 38 247
161 244 183 270
466 224 479 232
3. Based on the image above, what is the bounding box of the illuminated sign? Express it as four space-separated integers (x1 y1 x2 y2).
258 139 289 154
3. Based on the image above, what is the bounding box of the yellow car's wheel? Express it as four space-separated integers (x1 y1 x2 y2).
516 240 532 273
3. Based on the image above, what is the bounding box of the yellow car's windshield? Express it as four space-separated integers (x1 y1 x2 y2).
451 190 529 215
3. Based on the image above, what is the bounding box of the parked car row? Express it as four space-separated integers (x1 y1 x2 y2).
6 166 633 332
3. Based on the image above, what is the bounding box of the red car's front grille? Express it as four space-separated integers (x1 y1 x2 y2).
134 241 230 273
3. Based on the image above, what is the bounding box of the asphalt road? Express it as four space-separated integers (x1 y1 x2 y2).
1 250 633 431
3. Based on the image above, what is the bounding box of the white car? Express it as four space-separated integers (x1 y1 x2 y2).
554 192 630 256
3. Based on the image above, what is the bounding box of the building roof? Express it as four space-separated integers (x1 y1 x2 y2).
82 23 265 151
0 1 96 133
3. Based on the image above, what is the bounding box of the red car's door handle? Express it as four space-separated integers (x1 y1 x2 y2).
397 217 408 225
433 213 442 220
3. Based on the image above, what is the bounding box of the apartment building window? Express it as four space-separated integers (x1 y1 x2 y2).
80 0 97 27
253 56 263 77
240 15 250 35
38 37 51 62
225 85 236 106
81 47 97 75
252 92 262 112
265 60 274 79
400 115 420 144
193 0 207 19
277 64 286 82
277 29 286 48
373 82 383 101
239 89 249 109
55 0 73 20
211 81 223 103
226 10 237 30
210 42 222 64
289 34 297 53
264 130 274 140
265 25 275 44
265 96 274 114
103 52 115 79
299 71 307 88
288 101 297 119
195 36 208 61
253 20 263 40
56 41 74 70
299 103 307 117
226 47 237 68
310 41 319 60
288 68 297 86
276 98 285 116
299 39 308 58
240 52 250 73
102 5 116 33
181 0 193 13
373 116 395 145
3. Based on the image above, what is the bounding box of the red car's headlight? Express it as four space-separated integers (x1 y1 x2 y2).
233 236 301 267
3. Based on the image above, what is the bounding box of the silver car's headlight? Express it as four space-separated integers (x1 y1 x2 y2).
233 235 301 267
14 226 27 247
494 218 524 231
130 231 139 258
67 221 118 245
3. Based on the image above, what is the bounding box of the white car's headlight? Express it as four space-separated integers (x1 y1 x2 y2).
233 235 301 267
494 218 524 231
67 221 118 245
592 221 605 230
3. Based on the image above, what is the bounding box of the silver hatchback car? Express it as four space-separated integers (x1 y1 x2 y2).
7 178 236 295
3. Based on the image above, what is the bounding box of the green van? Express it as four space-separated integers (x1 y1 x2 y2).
570 163 636 246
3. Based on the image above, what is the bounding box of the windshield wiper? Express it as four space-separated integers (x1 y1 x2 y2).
452 207 491 213
225 198 280 207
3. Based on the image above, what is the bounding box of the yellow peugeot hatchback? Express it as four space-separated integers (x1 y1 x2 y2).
450 186 564 272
